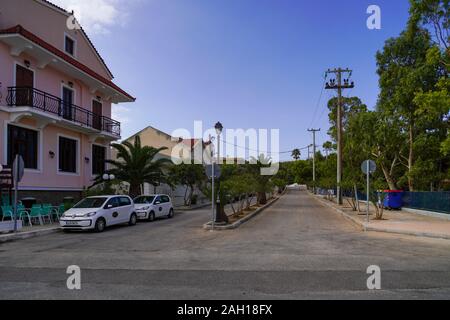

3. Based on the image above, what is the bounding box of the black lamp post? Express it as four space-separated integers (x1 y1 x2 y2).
213 121 228 224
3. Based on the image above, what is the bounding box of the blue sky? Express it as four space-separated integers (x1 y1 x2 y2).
60 0 412 161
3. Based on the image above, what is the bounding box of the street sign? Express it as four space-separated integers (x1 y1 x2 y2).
205 163 221 179
361 160 376 175
13 155 25 183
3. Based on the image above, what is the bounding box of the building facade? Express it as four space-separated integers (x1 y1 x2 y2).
0 0 134 204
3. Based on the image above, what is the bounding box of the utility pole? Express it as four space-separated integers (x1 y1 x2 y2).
307 144 312 160
325 68 354 205
308 128 320 194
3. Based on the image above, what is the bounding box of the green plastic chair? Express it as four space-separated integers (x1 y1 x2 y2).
39 205 53 224
1 205 13 221
29 207 44 225
51 204 65 221
17 205 31 226
1 195 11 206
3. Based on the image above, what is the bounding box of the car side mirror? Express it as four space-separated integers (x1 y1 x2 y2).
155 201 161 205
105 204 113 209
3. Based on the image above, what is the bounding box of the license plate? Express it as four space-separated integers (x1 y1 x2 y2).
66 221 79 225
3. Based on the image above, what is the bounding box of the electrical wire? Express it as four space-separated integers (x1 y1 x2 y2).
308 72 327 128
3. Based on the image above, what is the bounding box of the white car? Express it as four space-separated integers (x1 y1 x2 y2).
134 194 174 221
60 195 137 232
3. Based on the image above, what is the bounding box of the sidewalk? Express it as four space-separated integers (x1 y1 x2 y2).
314 195 450 240
0 223 60 243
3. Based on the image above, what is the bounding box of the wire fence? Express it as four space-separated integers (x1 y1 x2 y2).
314 187 450 214
402 192 450 214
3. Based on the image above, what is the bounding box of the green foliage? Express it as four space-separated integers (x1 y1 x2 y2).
94 135 172 197
170 163 207 206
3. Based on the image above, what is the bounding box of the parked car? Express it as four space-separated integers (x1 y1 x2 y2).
133 194 174 221
60 195 137 232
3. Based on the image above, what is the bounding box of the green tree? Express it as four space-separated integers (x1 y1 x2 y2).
376 21 444 190
248 154 275 205
101 136 172 197
170 163 207 206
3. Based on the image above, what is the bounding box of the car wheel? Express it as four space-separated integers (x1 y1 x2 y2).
129 213 137 226
167 208 174 219
95 218 106 233
148 211 155 222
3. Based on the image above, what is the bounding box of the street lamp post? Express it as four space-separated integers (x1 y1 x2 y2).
214 121 228 224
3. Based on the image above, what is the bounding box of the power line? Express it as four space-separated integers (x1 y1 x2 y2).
219 139 310 155
308 72 327 128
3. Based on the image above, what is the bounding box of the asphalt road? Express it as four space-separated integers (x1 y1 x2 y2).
1 189 450 299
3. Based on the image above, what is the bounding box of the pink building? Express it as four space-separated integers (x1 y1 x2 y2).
0 0 135 204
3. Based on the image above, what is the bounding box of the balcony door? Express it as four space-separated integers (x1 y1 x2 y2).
92 100 102 131
62 87 74 121
15 65 34 106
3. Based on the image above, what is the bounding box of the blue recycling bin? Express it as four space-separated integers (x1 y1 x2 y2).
383 190 403 210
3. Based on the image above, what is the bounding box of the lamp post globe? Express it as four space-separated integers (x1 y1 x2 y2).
103 174 115 181
215 121 223 135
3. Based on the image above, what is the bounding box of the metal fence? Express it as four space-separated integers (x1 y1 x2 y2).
402 192 450 214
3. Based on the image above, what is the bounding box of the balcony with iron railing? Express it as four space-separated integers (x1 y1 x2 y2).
6 87 120 137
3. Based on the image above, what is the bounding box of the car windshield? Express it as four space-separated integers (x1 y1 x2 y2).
134 196 155 204
73 197 108 208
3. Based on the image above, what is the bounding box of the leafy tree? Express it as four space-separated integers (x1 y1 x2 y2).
170 163 207 206
376 20 445 190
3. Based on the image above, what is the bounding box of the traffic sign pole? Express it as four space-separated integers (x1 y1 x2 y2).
12 155 25 233
13 155 18 232
211 162 215 231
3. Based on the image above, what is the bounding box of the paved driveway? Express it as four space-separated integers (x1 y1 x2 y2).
1 189 450 299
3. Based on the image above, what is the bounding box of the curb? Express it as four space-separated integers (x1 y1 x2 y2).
0 227 61 243
312 195 450 241
203 197 280 231
176 203 212 212
314 196 366 231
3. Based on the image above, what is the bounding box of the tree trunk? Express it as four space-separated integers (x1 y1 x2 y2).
354 184 360 212
380 163 397 190
257 192 267 205
129 184 140 198
184 186 189 206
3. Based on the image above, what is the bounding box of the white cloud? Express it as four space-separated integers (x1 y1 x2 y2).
112 104 131 124
50 0 136 34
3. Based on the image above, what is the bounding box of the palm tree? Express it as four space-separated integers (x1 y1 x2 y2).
98 136 172 197
249 154 274 205
291 149 301 160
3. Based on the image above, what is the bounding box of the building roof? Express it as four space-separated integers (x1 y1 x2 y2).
124 126 212 150
38 0 114 79
0 25 135 101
